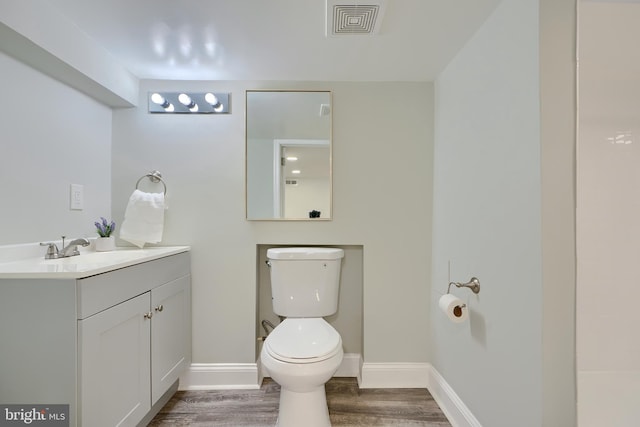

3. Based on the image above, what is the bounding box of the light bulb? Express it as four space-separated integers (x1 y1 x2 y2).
151 93 170 108
178 93 199 111
205 92 218 106
178 93 192 106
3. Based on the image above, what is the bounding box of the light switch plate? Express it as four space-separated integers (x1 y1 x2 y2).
70 184 84 210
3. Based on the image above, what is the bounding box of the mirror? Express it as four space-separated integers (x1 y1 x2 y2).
246 90 332 220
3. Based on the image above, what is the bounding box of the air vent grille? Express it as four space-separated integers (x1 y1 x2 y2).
285 180 298 185
332 5 380 35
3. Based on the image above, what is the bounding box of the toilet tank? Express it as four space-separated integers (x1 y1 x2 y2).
267 247 344 317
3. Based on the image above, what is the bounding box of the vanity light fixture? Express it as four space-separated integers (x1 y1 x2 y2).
286 156 298 161
291 170 301 174
148 92 230 114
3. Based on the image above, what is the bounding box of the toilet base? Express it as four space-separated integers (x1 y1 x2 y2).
276 385 331 427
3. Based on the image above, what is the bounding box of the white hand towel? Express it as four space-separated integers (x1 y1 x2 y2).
119 189 166 248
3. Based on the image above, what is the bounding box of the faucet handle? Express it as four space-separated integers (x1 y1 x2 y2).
39 242 60 259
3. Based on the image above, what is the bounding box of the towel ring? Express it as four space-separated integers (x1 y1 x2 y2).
135 170 167 195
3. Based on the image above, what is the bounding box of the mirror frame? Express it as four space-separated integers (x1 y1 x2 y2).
245 90 333 221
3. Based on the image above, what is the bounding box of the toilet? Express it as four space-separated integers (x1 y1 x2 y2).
261 247 345 427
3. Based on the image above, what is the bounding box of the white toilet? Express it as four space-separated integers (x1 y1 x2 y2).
261 247 345 427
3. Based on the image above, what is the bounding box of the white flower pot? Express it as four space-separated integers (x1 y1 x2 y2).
95 236 116 252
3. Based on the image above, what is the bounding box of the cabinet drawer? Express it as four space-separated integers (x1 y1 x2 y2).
77 252 190 319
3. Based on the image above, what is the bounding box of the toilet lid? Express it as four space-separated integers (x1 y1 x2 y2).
265 318 341 363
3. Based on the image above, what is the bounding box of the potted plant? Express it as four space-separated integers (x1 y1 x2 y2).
94 217 116 251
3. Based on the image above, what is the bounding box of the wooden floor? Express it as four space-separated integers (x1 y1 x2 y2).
149 377 451 426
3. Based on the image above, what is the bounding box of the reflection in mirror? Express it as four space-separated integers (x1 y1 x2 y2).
246 91 332 220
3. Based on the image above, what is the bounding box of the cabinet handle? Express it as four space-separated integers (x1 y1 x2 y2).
143 312 153 319
154 305 164 312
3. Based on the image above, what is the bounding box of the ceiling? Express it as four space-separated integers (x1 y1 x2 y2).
45 0 502 82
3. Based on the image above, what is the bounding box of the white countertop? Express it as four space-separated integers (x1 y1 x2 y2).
0 246 190 279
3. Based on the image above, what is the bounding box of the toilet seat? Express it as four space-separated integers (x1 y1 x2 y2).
265 318 342 364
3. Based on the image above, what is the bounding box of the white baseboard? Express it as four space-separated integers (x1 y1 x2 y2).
359 362 430 388
426 365 482 427
334 353 362 378
179 363 260 390
181 354 363 391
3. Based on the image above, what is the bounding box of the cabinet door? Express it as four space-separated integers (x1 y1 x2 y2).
79 293 151 427
151 275 191 404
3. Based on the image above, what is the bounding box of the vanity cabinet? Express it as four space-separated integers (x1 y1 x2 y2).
0 249 191 427
79 274 190 426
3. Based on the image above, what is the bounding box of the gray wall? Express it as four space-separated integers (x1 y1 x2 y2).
432 0 576 426
0 51 112 245
540 0 576 425
112 80 434 365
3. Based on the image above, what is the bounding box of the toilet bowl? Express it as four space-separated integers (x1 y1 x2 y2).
261 318 343 427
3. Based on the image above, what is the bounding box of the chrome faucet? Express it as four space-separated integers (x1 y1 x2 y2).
40 236 90 259
60 237 90 257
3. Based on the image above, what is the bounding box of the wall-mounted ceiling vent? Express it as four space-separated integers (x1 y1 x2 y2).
326 1 386 36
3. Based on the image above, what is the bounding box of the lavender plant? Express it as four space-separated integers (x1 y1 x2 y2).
95 217 116 238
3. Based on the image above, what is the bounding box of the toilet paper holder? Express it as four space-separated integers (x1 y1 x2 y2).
447 277 481 294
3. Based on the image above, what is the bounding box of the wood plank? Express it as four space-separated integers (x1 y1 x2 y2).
149 378 451 426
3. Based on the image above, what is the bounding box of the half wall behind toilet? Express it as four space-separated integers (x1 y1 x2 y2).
255 244 363 364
